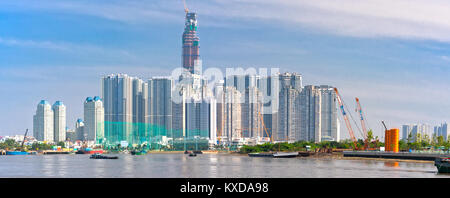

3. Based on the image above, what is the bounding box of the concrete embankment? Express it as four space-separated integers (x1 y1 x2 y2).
343 151 450 161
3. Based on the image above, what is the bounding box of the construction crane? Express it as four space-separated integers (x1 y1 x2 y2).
381 120 388 131
183 0 189 13
334 88 358 149
20 129 28 151
257 108 272 143
355 97 369 150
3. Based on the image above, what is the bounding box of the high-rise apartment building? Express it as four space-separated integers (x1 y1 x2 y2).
84 96 105 143
185 97 217 140
148 77 173 137
75 118 85 141
133 78 148 124
276 72 303 142
316 85 339 142
66 128 76 142
433 123 448 141
102 74 134 144
402 125 412 141
182 12 200 74
298 85 339 143
403 123 432 142
221 86 242 141
241 87 263 138
33 100 54 142
258 75 280 139
52 101 66 142
277 87 301 142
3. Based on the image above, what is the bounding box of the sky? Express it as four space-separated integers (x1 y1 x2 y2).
1 0 450 140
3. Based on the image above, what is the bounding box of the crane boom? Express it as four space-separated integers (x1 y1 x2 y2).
355 97 370 149
355 98 367 137
21 129 28 151
334 88 358 149
183 0 189 13
258 108 272 143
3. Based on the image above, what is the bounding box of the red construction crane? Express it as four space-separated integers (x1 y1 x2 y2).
355 97 369 150
334 88 358 149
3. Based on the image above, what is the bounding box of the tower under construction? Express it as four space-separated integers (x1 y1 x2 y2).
182 12 200 74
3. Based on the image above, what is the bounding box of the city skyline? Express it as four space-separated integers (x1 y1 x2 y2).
1 0 450 140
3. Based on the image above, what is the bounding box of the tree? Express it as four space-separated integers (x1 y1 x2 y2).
0 139 18 150
437 136 445 146
57 141 65 148
407 132 412 143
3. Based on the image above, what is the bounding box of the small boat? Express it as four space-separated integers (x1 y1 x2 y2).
184 150 191 154
131 150 146 155
75 150 84 154
89 154 118 159
189 153 197 157
435 157 450 173
193 150 203 154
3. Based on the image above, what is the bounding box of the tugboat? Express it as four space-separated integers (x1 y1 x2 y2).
89 153 119 159
435 157 450 173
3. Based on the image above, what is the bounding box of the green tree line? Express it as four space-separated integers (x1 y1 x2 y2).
0 139 65 151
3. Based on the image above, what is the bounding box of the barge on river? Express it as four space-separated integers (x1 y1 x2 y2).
248 152 299 158
435 157 450 173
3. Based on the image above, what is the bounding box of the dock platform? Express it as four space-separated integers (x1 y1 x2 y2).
343 151 450 161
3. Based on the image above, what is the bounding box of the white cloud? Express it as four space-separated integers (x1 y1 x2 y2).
4 0 450 42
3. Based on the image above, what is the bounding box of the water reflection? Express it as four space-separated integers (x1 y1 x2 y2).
0 154 446 178
384 161 399 168
209 156 218 177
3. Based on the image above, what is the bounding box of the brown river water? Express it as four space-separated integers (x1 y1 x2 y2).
0 153 448 178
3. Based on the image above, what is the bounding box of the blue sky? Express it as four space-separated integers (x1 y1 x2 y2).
1 0 450 140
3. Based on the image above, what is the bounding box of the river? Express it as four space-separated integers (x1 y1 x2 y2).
0 153 447 178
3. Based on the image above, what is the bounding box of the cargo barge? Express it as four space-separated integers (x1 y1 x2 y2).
5 151 29 155
343 151 450 161
435 157 450 173
248 152 299 158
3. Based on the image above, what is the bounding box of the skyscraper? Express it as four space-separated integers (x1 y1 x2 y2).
185 97 216 140
258 74 280 140
148 77 173 137
52 101 66 142
84 96 105 143
299 85 339 143
277 72 303 142
278 87 301 142
241 86 263 138
133 78 148 124
75 118 85 141
182 12 200 74
222 86 242 141
402 124 412 141
33 100 54 142
102 74 134 144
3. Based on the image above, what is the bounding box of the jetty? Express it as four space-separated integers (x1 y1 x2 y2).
343 151 450 161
